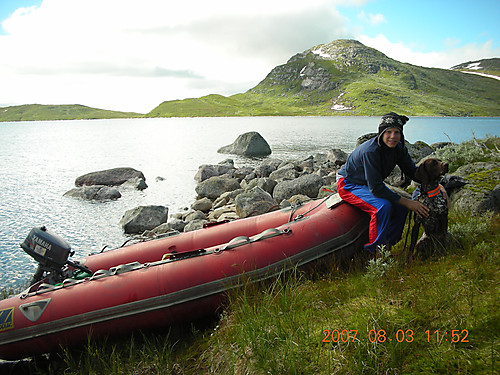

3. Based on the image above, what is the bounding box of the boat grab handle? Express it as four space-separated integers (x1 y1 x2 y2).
109 262 142 275
221 236 251 250
90 269 113 280
252 228 282 241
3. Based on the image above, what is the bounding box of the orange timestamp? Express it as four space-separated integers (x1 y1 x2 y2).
322 329 469 343
323 329 415 343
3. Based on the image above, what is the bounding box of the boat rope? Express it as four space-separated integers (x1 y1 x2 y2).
289 195 331 222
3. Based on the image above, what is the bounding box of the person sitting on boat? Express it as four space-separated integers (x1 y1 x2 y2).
336 112 429 252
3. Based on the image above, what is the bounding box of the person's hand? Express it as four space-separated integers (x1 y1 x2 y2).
399 197 429 218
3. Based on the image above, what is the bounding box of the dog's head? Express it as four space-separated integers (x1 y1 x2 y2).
414 158 449 185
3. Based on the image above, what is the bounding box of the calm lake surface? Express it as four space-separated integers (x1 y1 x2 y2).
1 116 499 288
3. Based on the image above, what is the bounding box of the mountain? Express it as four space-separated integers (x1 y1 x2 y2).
149 40 500 117
451 58 500 75
2 40 499 122
0 104 142 122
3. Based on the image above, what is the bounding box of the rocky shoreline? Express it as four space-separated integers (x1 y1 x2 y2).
63 132 500 238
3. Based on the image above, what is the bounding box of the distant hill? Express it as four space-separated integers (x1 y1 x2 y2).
0 104 142 122
451 58 500 76
148 40 500 117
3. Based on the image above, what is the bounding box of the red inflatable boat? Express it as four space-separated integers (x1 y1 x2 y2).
0 195 368 360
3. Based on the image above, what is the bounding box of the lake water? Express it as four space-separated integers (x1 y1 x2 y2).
1 116 499 289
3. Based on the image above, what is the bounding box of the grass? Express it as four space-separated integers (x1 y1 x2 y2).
4 209 497 375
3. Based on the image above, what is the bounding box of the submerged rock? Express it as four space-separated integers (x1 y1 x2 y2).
64 185 121 201
75 167 147 190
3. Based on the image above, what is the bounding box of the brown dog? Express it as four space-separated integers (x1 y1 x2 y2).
408 158 449 258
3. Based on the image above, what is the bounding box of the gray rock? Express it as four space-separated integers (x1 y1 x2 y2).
233 166 255 181
191 197 213 212
326 148 348 166
64 185 121 201
218 131 272 157
208 204 238 221
184 219 208 232
408 141 433 163
269 163 299 181
167 218 186 232
120 176 148 190
147 223 173 236
184 210 207 222
273 174 324 202
234 187 278 218
120 205 169 234
254 158 283 178
212 189 244 209
449 162 500 214
75 167 146 188
194 163 236 182
195 176 242 200
244 177 277 195
356 133 377 147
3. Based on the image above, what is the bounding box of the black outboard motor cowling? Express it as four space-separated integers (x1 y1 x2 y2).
20 226 72 272
20 226 91 285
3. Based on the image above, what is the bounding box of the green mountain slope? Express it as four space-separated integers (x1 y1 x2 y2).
0 104 142 122
149 40 500 117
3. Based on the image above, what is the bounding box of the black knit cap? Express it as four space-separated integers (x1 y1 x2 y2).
377 112 409 146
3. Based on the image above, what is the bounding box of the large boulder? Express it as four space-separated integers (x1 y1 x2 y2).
195 176 242 200
449 162 500 214
120 205 169 234
217 131 272 157
75 167 147 190
408 141 433 163
64 185 121 201
234 187 278 218
273 174 324 202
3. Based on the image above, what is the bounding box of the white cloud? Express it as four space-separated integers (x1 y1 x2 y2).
0 0 354 112
358 34 500 69
0 0 497 113
357 10 386 26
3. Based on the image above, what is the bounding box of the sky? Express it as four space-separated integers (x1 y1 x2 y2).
0 0 499 113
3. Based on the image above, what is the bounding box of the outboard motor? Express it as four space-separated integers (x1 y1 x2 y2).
20 226 91 285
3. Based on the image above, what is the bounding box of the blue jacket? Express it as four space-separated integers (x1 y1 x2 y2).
338 137 416 202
